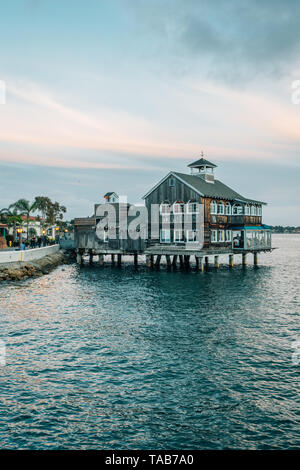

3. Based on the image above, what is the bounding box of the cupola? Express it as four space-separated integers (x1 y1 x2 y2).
188 155 217 183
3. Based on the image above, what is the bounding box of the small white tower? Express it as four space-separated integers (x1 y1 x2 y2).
188 154 217 183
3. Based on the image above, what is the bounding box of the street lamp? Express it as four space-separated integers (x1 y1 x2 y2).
17 228 22 248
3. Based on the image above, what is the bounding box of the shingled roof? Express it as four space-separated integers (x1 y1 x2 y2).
173 172 266 204
143 171 266 204
188 158 217 168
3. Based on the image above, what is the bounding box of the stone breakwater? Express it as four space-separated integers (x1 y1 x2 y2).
0 250 68 282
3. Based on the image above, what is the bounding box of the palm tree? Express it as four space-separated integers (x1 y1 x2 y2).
12 199 39 241
0 205 25 241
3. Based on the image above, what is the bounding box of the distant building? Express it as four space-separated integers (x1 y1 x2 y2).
0 223 8 249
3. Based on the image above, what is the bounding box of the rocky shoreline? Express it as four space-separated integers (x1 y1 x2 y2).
0 250 72 282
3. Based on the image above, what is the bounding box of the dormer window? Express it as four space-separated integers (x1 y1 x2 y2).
169 178 175 187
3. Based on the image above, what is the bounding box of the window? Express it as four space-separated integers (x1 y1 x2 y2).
160 229 170 243
245 205 250 215
160 203 170 215
173 201 184 213
225 203 231 215
257 206 262 216
187 201 199 214
211 229 217 243
218 230 225 242
211 200 217 214
225 230 232 242
103 228 108 242
251 205 257 216
232 204 243 215
169 178 175 187
174 229 184 242
217 202 225 215
186 230 197 243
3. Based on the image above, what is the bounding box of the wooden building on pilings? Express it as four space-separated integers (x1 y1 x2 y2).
74 157 272 269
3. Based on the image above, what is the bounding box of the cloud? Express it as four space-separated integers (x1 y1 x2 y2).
128 0 300 81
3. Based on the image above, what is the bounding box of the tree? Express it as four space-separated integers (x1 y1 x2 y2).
34 197 66 228
12 199 39 241
0 205 25 241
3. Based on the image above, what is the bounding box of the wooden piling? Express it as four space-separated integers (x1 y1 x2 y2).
76 252 82 265
98 254 104 266
179 255 184 268
166 255 171 268
254 252 258 266
205 256 209 269
214 255 220 269
146 255 151 268
111 254 115 265
242 253 247 267
89 251 94 265
155 254 161 267
134 253 138 266
195 256 199 270
229 254 234 268
117 254 122 266
199 256 204 272
172 255 178 268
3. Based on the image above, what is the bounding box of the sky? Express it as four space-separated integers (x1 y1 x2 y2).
0 0 300 224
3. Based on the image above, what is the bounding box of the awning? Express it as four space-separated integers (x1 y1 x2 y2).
232 225 271 230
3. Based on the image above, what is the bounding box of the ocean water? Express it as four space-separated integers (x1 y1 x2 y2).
0 234 299 450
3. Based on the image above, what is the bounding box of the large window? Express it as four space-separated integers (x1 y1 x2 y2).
160 229 171 243
251 205 257 216
187 201 199 214
174 229 184 242
225 230 232 242
211 230 217 243
160 202 171 215
186 230 197 243
232 204 243 215
218 230 225 242
217 202 225 215
257 206 262 216
245 205 250 215
173 201 184 213
211 200 217 214
225 203 231 215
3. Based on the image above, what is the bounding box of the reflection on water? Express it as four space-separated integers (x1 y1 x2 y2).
0 234 299 449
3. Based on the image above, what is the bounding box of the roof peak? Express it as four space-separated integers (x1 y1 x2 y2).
188 157 217 168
